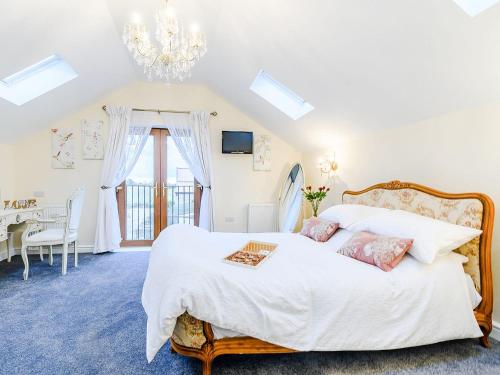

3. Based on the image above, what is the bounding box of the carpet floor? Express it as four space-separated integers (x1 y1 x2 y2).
0 252 499 375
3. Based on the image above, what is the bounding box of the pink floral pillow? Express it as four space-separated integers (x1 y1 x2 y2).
338 231 413 272
300 217 340 242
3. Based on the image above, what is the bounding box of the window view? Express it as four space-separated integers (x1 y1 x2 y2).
125 135 155 241
166 137 196 225
122 130 197 244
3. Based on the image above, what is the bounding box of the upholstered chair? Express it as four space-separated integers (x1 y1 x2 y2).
20 188 85 280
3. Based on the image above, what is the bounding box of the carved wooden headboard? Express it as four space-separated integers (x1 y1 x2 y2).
342 180 494 343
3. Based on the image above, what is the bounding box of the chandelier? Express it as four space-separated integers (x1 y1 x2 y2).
123 0 207 82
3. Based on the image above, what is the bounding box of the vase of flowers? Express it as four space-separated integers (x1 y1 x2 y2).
301 186 330 217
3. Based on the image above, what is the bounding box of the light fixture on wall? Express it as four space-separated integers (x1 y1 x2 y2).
123 0 207 82
318 154 338 179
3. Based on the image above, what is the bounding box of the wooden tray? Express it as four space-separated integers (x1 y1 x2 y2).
223 241 278 268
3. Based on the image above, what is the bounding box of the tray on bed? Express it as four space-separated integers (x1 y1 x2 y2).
223 241 278 268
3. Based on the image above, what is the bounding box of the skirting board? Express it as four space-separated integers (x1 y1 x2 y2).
492 320 500 341
0 245 94 262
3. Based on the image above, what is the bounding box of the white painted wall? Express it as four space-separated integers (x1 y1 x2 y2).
7 81 301 246
304 100 500 322
0 144 17 202
0 144 17 254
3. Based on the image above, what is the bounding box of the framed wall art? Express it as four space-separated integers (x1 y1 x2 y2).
253 134 271 171
82 119 104 159
51 128 75 169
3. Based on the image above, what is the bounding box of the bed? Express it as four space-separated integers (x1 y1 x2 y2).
142 180 494 375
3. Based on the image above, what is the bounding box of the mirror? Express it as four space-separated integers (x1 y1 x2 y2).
278 163 305 232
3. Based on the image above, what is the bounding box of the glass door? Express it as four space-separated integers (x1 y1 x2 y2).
117 128 201 246
164 136 200 227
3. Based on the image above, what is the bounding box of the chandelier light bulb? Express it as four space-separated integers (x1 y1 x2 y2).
130 12 142 24
165 2 176 17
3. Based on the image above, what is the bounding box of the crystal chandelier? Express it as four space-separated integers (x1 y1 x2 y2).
123 0 207 82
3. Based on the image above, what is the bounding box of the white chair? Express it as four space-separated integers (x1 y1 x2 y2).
21 188 85 280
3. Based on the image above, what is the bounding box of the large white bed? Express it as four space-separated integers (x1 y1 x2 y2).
142 224 482 363
141 181 494 375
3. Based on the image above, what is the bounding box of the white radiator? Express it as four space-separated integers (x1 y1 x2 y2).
247 203 276 233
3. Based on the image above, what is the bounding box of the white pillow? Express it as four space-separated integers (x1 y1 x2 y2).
318 204 390 228
348 209 482 264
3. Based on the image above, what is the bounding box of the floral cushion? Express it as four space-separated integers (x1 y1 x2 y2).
338 231 413 272
171 312 206 349
300 217 340 242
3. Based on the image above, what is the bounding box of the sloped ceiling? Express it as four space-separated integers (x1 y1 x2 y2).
2 0 500 151
0 0 135 141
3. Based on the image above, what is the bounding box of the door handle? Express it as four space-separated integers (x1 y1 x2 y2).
152 182 159 198
162 182 167 198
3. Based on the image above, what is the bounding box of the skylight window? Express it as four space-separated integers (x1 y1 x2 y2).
453 0 500 17
0 55 77 105
250 70 313 120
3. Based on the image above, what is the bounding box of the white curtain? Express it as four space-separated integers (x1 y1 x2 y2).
161 111 215 231
94 106 152 253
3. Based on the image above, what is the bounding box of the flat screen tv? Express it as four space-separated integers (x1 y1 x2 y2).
222 131 253 154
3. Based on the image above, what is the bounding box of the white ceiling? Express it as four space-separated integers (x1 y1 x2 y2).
2 0 500 151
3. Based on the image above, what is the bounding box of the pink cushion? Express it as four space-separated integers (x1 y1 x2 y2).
337 231 413 271
300 217 340 242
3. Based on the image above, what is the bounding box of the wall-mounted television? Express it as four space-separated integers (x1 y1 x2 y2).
222 131 253 154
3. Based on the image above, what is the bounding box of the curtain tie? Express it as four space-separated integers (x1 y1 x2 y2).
202 185 211 190
100 185 112 190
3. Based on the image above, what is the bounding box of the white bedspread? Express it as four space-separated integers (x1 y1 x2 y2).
142 224 482 362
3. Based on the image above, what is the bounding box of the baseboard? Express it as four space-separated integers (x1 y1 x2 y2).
491 320 500 341
0 244 94 262
77 245 94 253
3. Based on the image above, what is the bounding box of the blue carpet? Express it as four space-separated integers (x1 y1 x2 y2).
1 252 499 374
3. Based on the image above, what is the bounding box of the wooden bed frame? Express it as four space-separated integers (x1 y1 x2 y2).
170 180 495 375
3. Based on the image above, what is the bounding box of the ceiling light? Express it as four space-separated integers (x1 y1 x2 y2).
250 70 314 120
123 0 207 82
0 55 77 106
453 0 500 17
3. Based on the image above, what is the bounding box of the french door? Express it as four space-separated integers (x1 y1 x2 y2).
117 128 201 246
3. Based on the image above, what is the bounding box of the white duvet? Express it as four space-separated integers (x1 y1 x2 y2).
142 224 482 362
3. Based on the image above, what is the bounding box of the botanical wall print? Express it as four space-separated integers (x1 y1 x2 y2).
51 128 75 169
253 134 271 171
82 119 104 159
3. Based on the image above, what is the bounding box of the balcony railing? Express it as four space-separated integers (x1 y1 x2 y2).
166 185 196 226
125 184 154 241
125 183 195 241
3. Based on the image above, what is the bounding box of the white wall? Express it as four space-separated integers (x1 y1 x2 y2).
0 144 17 202
7 81 301 246
304 100 500 322
0 144 17 254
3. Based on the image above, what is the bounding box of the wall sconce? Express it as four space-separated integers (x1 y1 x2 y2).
318 154 338 179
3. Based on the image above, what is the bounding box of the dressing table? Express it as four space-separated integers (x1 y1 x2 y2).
0 208 43 261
